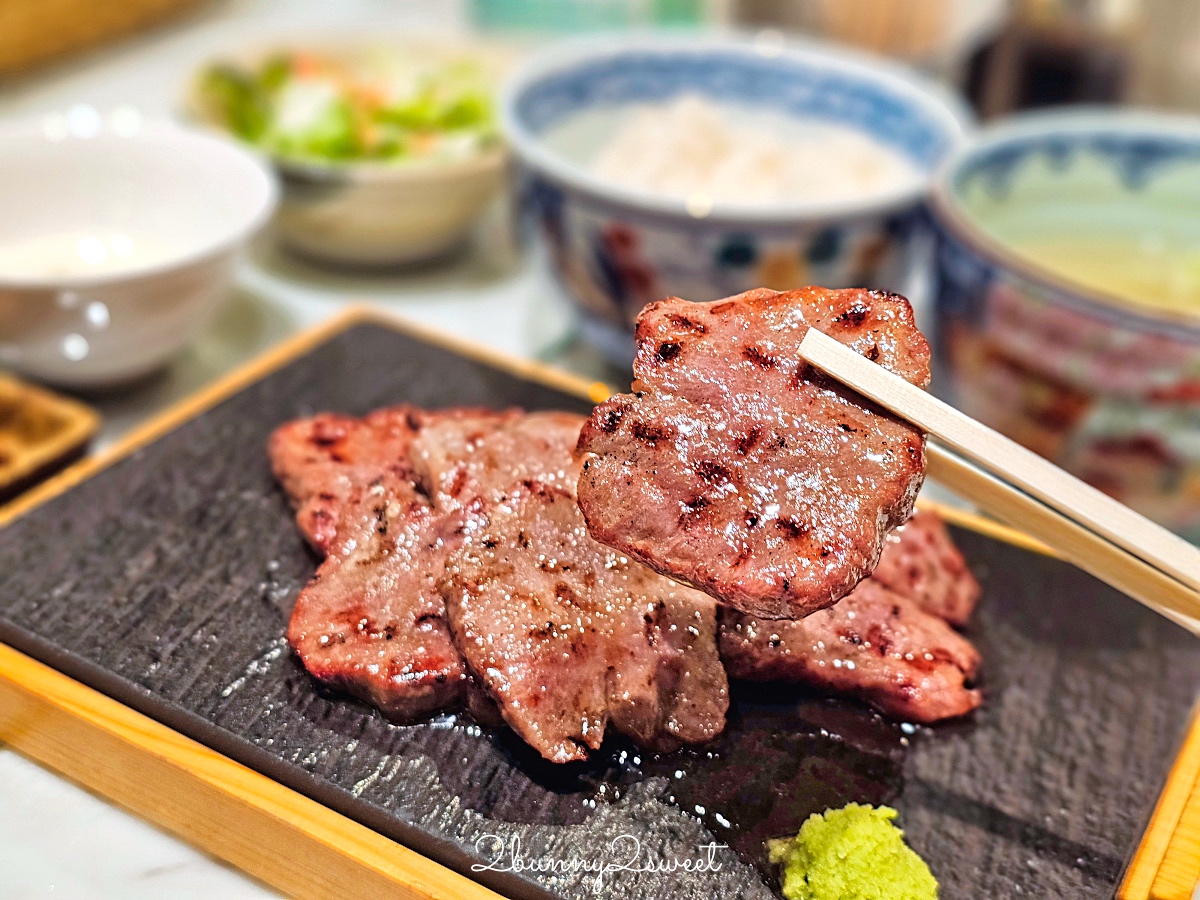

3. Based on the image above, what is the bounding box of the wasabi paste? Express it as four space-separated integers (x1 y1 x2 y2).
767 803 937 900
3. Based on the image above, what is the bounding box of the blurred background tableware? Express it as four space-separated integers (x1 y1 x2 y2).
930 108 1200 537
0 373 98 502
0 0 207 78
470 0 714 31
190 37 515 266
0 114 277 389
503 34 970 363
732 0 1009 74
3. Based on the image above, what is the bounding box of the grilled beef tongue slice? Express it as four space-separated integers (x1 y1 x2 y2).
269 406 424 555
871 509 980 627
440 478 729 764
577 287 931 620
410 409 580 510
719 578 981 723
417 411 728 764
286 471 473 720
274 408 508 721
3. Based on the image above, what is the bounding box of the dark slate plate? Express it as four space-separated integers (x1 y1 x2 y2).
1 319 1197 900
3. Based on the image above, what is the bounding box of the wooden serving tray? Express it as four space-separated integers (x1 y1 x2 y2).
0 307 1197 899
0 373 98 503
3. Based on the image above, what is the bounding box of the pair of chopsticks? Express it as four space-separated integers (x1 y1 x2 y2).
798 328 1200 636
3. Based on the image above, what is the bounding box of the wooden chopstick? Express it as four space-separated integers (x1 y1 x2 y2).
926 444 1200 634
798 328 1200 629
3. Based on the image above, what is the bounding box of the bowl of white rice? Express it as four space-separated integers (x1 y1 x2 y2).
502 34 970 361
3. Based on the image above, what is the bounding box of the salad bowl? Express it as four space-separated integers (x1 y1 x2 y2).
191 38 514 266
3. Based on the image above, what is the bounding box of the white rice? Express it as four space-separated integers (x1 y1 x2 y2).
590 94 921 208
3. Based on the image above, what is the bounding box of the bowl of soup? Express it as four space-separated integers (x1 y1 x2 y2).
930 109 1200 537
502 34 969 363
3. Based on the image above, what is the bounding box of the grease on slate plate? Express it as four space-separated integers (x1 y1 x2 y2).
431 683 912 880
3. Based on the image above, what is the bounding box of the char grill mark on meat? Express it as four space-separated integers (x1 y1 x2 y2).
410 410 583 510
871 510 980 627
716 509 983 722
576 287 932 620
440 478 728 763
273 408 510 721
269 405 505 555
719 579 981 723
269 406 423 555
286 473 473 720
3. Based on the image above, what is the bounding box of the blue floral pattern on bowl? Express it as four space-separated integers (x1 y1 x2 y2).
931 111 1200 537
502 36 969 362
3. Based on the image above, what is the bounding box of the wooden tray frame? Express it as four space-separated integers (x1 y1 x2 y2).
0 306 1194 900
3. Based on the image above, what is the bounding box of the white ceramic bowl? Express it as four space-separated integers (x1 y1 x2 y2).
274 148 507 266
0 113 277 388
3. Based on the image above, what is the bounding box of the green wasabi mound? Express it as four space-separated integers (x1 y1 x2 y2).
767 804 938 900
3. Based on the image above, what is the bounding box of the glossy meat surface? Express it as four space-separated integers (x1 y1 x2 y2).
441 478 729 763
872 509 980 627
720 579 981 723
577 287 931 619
269 406 422 554
411 409 582 509
272 408 494 720
286 473 472 719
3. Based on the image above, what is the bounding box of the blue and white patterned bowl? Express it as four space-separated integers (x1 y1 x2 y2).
501 34 970 361
929 109 1200 536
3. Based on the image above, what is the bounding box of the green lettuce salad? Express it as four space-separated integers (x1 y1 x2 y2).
197 49 499 165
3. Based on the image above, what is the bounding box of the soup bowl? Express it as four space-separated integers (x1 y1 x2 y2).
930 109 1200 537
502 34 969 363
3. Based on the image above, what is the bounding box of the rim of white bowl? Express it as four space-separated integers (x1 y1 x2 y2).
0 118 279 290
929 106 1200 331
500 32 973 225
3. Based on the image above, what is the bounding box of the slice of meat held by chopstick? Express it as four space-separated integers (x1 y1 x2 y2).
440 480 729 763
577 287 932 619
720 580 981 723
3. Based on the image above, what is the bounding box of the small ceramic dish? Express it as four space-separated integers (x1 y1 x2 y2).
929 109 1200 537
0 112 277 389
501 34 969 362
189 38 515 266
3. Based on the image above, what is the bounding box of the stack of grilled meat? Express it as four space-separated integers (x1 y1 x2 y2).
271 288 982 764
